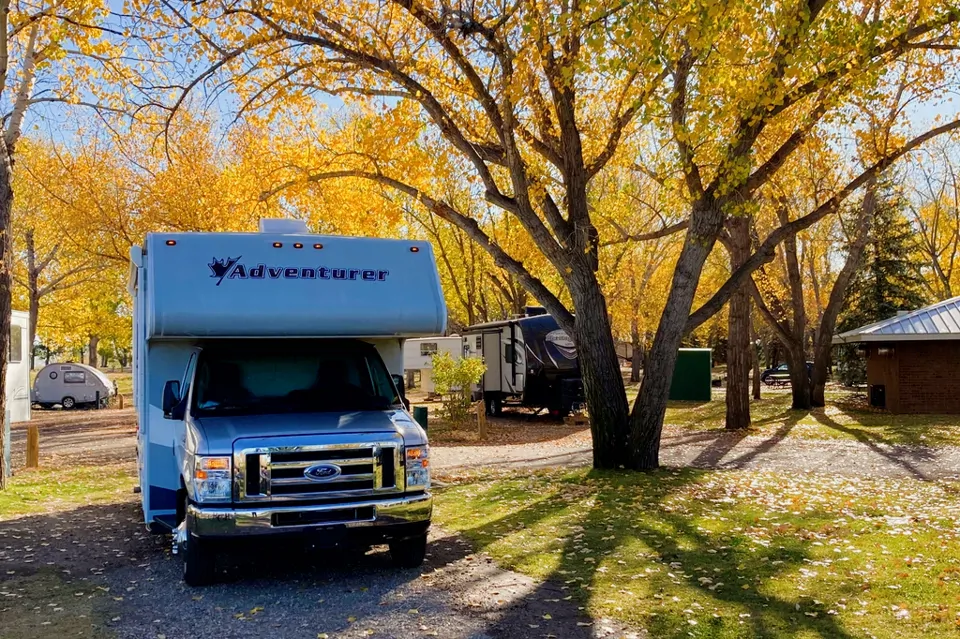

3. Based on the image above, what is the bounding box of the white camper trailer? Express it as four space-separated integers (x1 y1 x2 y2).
402 336 461 394
6 311 31 423
128 219 446 585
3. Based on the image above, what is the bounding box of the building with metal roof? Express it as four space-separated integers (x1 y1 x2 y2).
833 296 960 413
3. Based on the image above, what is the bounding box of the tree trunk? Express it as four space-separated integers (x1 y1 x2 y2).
811 176 878 406
785 344 811 409
570 274 630 468
0 143 14 490
25 229 39 370
751 322 762 400
88 335 100 369
630 202 723 469
630 318 642 383
726 216 751 430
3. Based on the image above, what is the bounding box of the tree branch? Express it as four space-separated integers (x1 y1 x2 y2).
685 116 960 334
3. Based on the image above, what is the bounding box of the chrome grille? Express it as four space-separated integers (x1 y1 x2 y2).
233 434 403 503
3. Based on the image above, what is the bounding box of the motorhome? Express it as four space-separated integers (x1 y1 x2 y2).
128 219 445 585
463 308 585 417
32 362 116 409
6 310 30 423
402 336 462 394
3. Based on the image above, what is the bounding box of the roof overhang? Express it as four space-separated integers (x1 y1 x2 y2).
832 333 960 345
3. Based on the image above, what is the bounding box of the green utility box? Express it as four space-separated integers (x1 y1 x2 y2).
669 348 713 402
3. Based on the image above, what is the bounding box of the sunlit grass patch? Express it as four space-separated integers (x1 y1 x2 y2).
664 388 960 447
435 468 960 638
0 464 136 520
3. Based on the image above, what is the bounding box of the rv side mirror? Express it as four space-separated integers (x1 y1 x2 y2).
162 380 181 419
391 374 411 411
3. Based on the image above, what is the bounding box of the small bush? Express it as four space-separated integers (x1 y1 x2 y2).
432 352 486 424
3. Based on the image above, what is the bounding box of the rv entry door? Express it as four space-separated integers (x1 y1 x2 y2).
481 332 502 393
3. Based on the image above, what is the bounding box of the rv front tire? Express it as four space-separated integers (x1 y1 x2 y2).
183 535 217 586
485 395 503 417
61 396 76 410
389 533 427 569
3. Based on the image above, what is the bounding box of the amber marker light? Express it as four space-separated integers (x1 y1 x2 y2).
165 240 177 246
272 242 283 248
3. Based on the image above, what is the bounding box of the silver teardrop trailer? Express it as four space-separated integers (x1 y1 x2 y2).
31 362 116 409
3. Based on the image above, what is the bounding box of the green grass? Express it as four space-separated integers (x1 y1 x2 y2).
0 464 136 520
106 372 132 398
435 468 960 638
661 387 960 447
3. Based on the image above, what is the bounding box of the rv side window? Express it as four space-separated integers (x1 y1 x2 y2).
420 342 438 356
504 343 515 363
63 371 86 384
8 325 22 363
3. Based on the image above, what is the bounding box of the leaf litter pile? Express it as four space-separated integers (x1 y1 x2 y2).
433 467 960 638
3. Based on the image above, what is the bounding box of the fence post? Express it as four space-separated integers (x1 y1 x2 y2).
26 424 39 469
118 394 125 409
476 401 487 440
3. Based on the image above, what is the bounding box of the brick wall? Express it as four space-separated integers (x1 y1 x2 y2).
896 341 960 414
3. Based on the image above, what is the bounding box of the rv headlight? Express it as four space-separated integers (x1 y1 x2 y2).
193 456 232 503
405 446 430 490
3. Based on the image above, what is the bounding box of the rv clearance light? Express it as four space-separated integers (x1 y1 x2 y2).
165 240 176 246
293 242 304 249
272 242 283 248
313 243 324 249
410 246 420 253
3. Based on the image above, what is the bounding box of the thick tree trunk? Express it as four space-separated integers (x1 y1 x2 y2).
785 344 811 409
751 321 762 400
630 202 723 469
0 145 13 490
630 318 642 383
726 216 751 430
88 335 99 369
570 274 630 468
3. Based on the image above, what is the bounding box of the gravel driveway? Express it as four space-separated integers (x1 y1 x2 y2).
0 493 637 639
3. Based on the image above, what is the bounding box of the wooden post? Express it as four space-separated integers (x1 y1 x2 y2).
476 402 487 440
118 394 125 409
26 424 39 469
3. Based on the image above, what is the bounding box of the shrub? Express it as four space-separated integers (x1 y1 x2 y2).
432 352 486 424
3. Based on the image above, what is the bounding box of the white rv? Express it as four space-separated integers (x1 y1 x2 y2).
128 219 446 585
5 311 31 423
402 336 461 394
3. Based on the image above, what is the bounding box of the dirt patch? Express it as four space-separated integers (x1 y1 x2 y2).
10 408 137 471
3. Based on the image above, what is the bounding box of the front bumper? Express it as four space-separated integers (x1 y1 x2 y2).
186 492 432 538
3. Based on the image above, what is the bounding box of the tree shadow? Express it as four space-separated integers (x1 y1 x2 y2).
449 468 859 639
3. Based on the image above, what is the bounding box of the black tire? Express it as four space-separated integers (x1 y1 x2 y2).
485 395 503 417
389 534 427 569
183 535 217 586
61 396 76 410
761 376 775 387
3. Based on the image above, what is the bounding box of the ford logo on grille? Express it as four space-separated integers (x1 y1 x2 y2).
304 463 342 482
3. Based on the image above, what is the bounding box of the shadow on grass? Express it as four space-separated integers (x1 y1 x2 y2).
451 469 858 639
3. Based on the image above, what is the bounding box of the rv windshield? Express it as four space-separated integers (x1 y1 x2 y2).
191 341 398 416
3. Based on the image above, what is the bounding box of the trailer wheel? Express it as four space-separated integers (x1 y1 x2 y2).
183 535 217 586
485 395 502 417
389 533 427 568
61 396 76 410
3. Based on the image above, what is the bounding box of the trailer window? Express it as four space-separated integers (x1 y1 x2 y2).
63 371 86 384
8 325 22 363
420 342 438 356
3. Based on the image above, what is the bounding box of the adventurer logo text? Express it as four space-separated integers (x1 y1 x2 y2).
208 256 389 286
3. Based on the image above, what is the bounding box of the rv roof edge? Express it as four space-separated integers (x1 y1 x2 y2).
259 218 310 234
